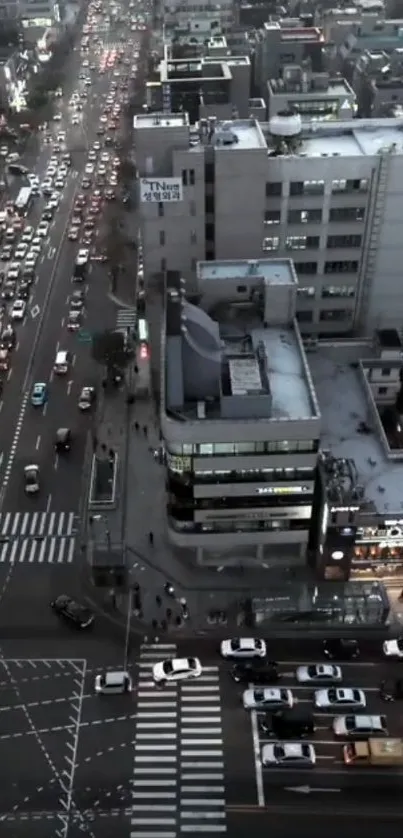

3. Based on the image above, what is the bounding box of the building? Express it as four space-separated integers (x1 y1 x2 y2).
254 19 326 98
146 45 251 123
160 0 236 44
352 47 403 116
322 8 403 81
134 111 403 338
161 259 321 567
266 66 356 120
0 0 60 22
310 330 403 583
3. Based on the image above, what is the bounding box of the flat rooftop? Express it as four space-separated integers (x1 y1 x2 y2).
198 259 297 286
269 79 353 98
211 119 266 150
133 113 189 129
309 348 403 516
287 119 403 157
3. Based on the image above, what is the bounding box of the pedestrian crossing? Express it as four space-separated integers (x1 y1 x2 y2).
131 642 227 838
0 512 78 564
116 307 136 337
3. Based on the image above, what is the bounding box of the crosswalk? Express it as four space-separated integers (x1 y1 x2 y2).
131 643 227 838
0 512 78 564
116 307 136 337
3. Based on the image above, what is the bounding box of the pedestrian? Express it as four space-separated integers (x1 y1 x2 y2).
143 424 148 436
166 608 172 620
156 595 162 607
148 531 154 546
134 421 139 432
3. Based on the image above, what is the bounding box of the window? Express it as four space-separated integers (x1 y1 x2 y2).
264 210 281 225
263 236 279 251
191 257 197 271
294 262 318 275
381 368 391 376
205 222 214 241
288 208 322 224
329 207 365 222
190 230 197 244
190 200 196 216
159 230 166 246
182 169 188 186
331 178 368 193
319 309 352 322
205 194 214 214
378 386 388 395
296 310 313 323
205 162 214 182
266 182 282 196
324 260 359 274
297 286 315 297
285 236 319 250
290 180 325 196
158 202 164 218
327 234 362 248
161 257 166 271
189 168 195 186
321 285 355 298
237 285 247 293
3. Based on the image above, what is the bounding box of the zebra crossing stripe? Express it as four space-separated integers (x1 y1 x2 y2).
0 511 77 537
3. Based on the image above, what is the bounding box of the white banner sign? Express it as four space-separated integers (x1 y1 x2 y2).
140 178 183 204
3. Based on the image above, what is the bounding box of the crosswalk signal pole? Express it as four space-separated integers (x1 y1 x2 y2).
123 588 133 670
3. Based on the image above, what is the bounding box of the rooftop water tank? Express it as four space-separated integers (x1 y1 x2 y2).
269 110 302 138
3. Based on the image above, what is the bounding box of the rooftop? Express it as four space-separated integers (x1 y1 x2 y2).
269 77 353 98
266 118 403 157
198 258 297 286
309 347 403 516
133 113 189 129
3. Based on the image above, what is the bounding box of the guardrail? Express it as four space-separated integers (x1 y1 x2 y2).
88 452 119 509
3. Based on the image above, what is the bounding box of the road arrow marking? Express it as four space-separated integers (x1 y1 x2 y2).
285 786 341 794
30 305 40 319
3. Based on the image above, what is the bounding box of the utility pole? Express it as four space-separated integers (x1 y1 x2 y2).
123 588 133 670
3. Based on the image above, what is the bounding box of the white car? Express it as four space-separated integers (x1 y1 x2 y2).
76 248 89 265
47 166 57 177
27 174 39 186
11 299 26 321
41 178 53 193
262 742 316 767
68 227 80 241
220 637 266 660
88 150 97 161
243 687 293 711
7 263 20 280
383 638 403 658
93 140 101 151
24 464 40 494
152 656 202 684
72 116 80 125
21 226 34 243
37 222 49 238
332 714 388 739
314 687 366 711
30 237 42 254
25 251 38 267
52 113 62 121
98 164 106 175
54 179 65 190
94 670 132 694
296 664 342 684
101 152 110 163
85 163 95 175
14 244 28 261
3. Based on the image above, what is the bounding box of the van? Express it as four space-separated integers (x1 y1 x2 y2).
261 709 315 739
54 351 69 374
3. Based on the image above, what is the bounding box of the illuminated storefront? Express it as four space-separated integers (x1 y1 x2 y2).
351 520 403 580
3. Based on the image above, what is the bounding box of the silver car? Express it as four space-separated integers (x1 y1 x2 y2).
262 742 316 767
314 687 366 710
296 664 342 684
333 714 388 738
243 687 293 710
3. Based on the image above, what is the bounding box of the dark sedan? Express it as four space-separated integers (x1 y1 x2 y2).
231 661 280 684
50 595 94 629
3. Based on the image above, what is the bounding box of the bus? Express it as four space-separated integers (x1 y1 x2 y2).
15 187 33 216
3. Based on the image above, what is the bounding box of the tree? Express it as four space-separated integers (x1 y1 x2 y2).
92 330 131 379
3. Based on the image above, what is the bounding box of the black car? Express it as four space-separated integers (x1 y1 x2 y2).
323 638 360 660
41 209 53 222
231 662 279 685
261 709 315 739
379 678 403 701
55 427 72 452
50 595 94 629
2 281 16 300
18 281 30 300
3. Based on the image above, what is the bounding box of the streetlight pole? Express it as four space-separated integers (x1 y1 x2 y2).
123 588 133 670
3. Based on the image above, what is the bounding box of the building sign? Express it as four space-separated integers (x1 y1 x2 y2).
167 453 192 472
200 506 312 522
140 178 183 204
257 485 310 495
356 521 403 546
162 82 171 113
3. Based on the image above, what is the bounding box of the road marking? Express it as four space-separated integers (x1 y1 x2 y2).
251 709 265 807
30 305 40 319
0 391 29 503
35 435 41 450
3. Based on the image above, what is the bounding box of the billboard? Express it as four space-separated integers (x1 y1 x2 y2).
140 177 183 204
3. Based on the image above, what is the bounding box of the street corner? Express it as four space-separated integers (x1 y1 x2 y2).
0 657 86 815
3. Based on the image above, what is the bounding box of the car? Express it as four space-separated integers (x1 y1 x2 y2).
24 464 40 494
78 385 96 410
0 245 13 261
68 227 80 241
31 382 48 406
70 289 85 309
72 115 80 125
152 656 202 684
85 163 95 175
1 325 15 349
7 262 20 281
18 280 30 300
10 299 26 321
98 164 107 176
231 662 280 684
76 248 89 266
88 150 97 161
101 152 110 163
332 714 388 739
105 188 115 200
37 222 49 238
262 741 316 767
2 280 16 300
67 310 81 331
94 670 132 695
383 638 403 658
30 238 42 254
0 348 9 370
14 244 28 261
379 677 403 701
21 226 34 243
24 254 38 273
54 178 65 190
51 594 94 628
55 427 72 452
323 639 360 660
260 709 315 739
243 687 293 710
314 687 366 710
296 664 342 684
220 638 266 660
82 177 91 188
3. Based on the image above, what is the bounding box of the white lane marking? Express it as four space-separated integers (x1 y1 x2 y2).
35 435 41 450
251 709 265 807
0 392 29 502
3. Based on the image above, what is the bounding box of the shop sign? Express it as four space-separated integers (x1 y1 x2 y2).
356 521 403 546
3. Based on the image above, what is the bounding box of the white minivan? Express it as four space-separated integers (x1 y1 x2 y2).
54 350 69 374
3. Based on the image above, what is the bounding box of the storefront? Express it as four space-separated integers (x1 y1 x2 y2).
351 520 403 581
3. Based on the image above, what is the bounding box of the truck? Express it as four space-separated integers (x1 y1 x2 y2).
343 738 403 766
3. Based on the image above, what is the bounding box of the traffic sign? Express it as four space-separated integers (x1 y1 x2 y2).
78 330 92 343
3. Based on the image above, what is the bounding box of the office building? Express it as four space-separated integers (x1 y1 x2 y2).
352 47 403 116
134 111 403 338
266 65 356 120
254 19 326 98
161 260 321 567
